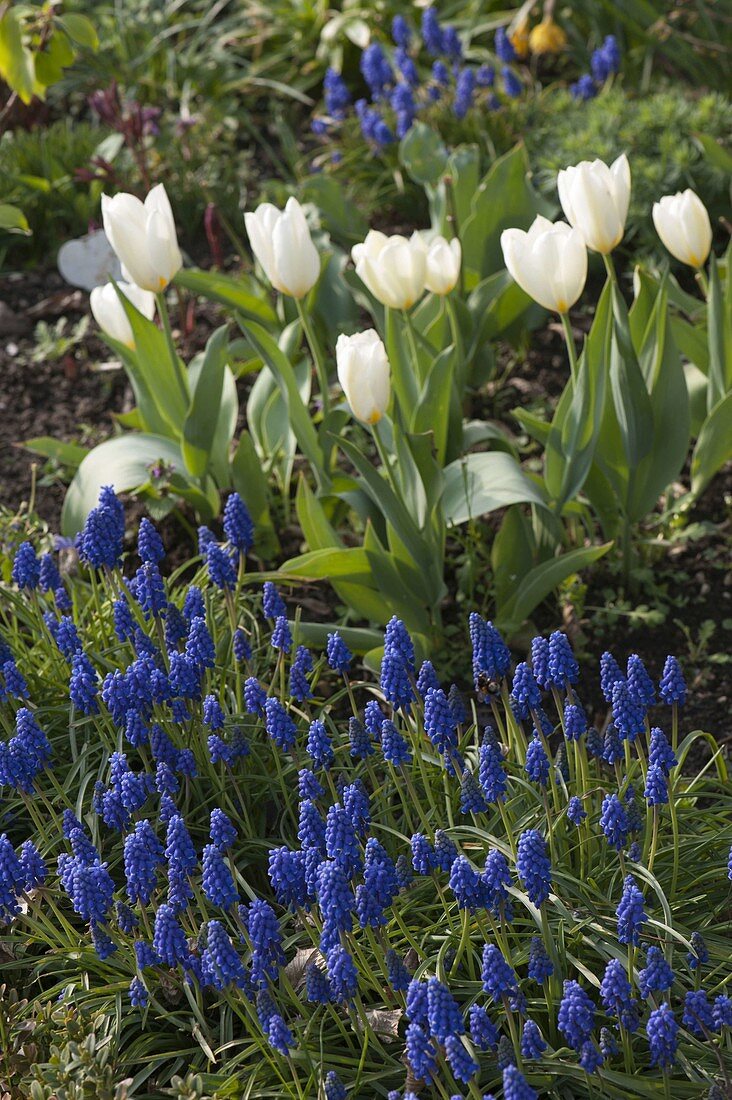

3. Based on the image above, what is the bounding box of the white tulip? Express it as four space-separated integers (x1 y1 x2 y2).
501 216 587 313
557 153 631 254
244 197 320 299
101 184 182 292
652 189 712 269
424 236 462 295
336 330 391 424
89 281 156 348
351 230 427 310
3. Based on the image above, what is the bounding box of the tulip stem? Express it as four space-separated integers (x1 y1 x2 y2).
156 292 189 410
695 267 709 298
559 312 579 383
602 252 619 288
296 299 330 418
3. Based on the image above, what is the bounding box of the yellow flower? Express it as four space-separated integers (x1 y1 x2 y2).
509 17 530 59
529 18 568 55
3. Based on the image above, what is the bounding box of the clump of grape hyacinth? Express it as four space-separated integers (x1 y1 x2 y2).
0 486 729 1097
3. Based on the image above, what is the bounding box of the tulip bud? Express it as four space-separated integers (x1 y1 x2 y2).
652 189 712 269
244 197 320 299
424 236 462 295
101 184 182 292
501 215 587 313
557 154 631 254
351 230 427 310
89 281 156 348
336 330 391 424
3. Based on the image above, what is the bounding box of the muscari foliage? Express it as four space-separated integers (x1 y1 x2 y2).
1 487 731 1098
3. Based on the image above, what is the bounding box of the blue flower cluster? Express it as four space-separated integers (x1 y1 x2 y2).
570 34 621 100
311 7 533 153
1 490 729 1097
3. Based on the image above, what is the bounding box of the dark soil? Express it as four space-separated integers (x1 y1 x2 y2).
0 264 729 744
0 265 227 527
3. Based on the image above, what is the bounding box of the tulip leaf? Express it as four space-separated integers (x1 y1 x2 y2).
545 281 611 511
285 621 384 654
243 320 326 485
460 144 548 281
441 452 546 527
61 434 188 535
175 268 277 326
102 333 179 440
399 121 449 187
628 284 690 523
706 254 730 411
691 392 732 496
281 547 372 581
608 283 654 469
112 284 189 431
333 434 435 579
181 325 229 478
497 543 612 634
491 506 535 614
413 345 457 465
295 478 388 623
384 308 420 418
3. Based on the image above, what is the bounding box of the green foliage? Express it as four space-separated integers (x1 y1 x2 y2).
0 4 97 106
0 121 104 262
525 88 732 261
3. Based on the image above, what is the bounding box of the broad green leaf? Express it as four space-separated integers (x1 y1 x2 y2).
57 13 99 49
399 121 449 187
0 9 36 103
460 145 547 281
384 307 420 417
628 286 690 522
684 361 710 436
441 452 546 527
0 203 30 235
412 347 455 467
181 326 228 477
608 282 653 467
671 315 709 376
691 392 732 496
175 268 277 327
545 281 611 511
103 334 177 440
334 434 436 581
281 547 372 581
24 436 87 469
34 29 75 88
113 284 189 430
243 320 325 484
299 175 368 245
285 621 383 654
61 434 186 535
706 254 730 411
491 506 534 613
468 270 537 346
190 358 238 488
295 477 386 622
497 543 612 633
311 250 360 345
